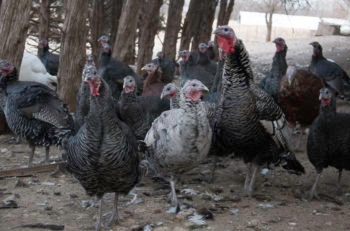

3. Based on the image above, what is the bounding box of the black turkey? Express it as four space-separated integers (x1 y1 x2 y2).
307 87 350 200
98 42 142 100
213 26 304 195
63 68 141 230
144 79 212 208
118 75 169 140
0 60 74 167
38 39 60 75
260 37 288 102
309 41 350 99
151 51 175 83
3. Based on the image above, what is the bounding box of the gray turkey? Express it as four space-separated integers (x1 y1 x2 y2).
0 60 74 167
178 50 215 89
151 51 175 83
98 42 142 100
309 41 350 99
260 37 288 102
207 40 216 60
37 39 60 76
213 26 304 195
196 43 217 76
141 62 165 97
307 87 350 200
63 68 141 230
118 75 169 140
144 79 212 208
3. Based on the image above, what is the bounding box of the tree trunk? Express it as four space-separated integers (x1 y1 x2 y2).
180 0 202 51
136 0 163 74
58 0 88 112
265 11 273 42
193 0 216 49
38 0 50 42
113 0 141 64
217 0 235 27
163 0 184 62
180 0 216 51
90 0 105 62
109 0 124 46
0 0 31 69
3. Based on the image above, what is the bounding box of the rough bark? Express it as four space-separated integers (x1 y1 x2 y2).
38 0 50 42
180 0 217 51
0 0 31 69
193 0 216 49
217 0 235 27
163 0 184 62
109 0 124 46
265 11 273 42
136 0 163 74
58 0 88 112
90 0 105 62
180 0 202 51
113 0 141 64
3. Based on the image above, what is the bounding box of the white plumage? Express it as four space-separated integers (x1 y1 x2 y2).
19 51 57 90
144 79 212 207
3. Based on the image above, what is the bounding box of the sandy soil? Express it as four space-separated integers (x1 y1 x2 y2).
1 35 350 231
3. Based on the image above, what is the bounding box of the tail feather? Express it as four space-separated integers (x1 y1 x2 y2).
275 151 305 175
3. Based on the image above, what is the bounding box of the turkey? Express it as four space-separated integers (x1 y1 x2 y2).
207 40 216 60
152 51 175 83
118 75 169 140
97 35 109 68
144 79 212 208
307 87 350 200
178 50 215 89
309 41 350 99
38 39 60 76
279 65 324 149
161 83 180 109
141 62 165 97
213 25 304 195
98 42 142 100
211 48 224 93
63 67 141 230
75 58 98 130
260 37 288 102
0 60 74 167
196 43 217 76
19 51 57 91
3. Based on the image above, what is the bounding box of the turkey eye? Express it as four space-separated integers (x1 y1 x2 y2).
224 28 228 31
167 87 170 90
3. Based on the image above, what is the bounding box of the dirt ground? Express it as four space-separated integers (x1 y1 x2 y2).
1 35 350 231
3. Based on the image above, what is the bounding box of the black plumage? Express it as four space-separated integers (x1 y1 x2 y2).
63 69 141 230
98 43 143 100
260 37 288 101
152 51 175 83
213 26 304 194
307 87 350 200
38 39 60 75
118 75 169 140
309 41 350 98
0 60 73 167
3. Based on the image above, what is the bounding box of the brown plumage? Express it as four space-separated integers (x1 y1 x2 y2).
141 62 165 97
279 66 324 128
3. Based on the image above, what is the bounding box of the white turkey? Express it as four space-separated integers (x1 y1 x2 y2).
144 79 212 208
19 51 57 91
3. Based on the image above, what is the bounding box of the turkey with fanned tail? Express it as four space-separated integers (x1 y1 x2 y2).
212 26 304 195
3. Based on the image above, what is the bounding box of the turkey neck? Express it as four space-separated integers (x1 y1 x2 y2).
271 46 288 76
98 50 111 69
320 98 336 117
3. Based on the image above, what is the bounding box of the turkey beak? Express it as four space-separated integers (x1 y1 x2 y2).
200 85 209 93
160 92 165 99
141 65 148 71
213 28 222 35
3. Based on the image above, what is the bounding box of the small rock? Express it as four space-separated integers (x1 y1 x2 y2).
64 201 74 207
288 222 297 226
41 181 55 186
81 200 94 208
53 191 61 196
230 209 239 215
325 221 332 226
45 205 53 211
1 148 8 153
15 179 28 187
261 168 269 175
247 219 259 228
257 203 274 209
269 216 281 223
312 210 328 216
36 200 48 206
70 193 78 198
